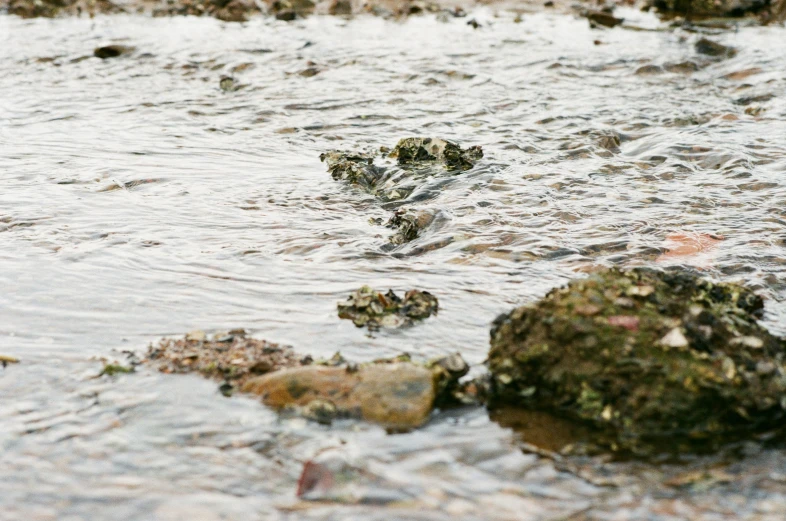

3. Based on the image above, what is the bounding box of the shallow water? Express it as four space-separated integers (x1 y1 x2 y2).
1 8 786 520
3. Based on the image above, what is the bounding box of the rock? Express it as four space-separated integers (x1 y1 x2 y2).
695 38 737 58
384 209 435 245
242 361 436 430
270 0 313 18
219 76 237 91
328 0 352 15
487 267 786 455
635 65 664 75
146 330 301 389
664 61 700 74
646 0 768 17
322 138 483 203
320 151 382 192
99 363 135 376
0 355 20 367
585 10 623 28
94 45 135 59
337 286 439 330
389 137 483 171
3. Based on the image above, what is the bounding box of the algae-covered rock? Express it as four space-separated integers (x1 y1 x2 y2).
319 151 383 192
385 209 435 245
147 329 302 390
337 286 439 330
242 352 468 430
488 268 786 454
389 137 483 171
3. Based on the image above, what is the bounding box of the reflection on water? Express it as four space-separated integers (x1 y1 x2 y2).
1 8 786 520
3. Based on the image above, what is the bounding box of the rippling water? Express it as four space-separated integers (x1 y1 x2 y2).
2 9 786 520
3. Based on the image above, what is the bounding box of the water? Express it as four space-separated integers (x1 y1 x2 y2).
1 9 786 520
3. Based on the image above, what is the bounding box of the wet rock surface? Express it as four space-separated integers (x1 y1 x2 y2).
389 137 483 171
337 286 439 330
242 361 437 429
488 268 786 455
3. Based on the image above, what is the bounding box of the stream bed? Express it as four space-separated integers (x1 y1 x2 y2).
1 9 786 520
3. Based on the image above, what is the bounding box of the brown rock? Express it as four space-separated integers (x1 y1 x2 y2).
242 363 436 430
586 10 623 28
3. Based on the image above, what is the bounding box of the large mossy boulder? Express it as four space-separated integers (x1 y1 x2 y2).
488 268 786 454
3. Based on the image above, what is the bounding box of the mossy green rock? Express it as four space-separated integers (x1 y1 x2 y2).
488 268 786 454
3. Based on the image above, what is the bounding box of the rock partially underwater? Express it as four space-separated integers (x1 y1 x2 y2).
384 209 436 245
488 268 786 455
337 286 439 330
321 137 483 202
319 151 382 192
147 331 467 430
389 137 483 171
243 355 462 430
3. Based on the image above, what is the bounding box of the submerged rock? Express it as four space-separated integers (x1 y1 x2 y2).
695 38 737 58
389 137 483 171
337 286 439 330
488 268 786 454
385 209 436 245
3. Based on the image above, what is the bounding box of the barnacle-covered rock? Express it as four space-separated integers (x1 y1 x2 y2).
319 151 383 192
385 209 436 245
389 137 483 171
146 329 302 390
337 286 439 330
488 267 786 455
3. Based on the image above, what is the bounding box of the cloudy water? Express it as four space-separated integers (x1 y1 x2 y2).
1 9 786 520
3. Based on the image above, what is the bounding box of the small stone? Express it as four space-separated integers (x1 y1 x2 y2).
219 76 237 91
695 38 737 58
731 336 764 349
0 355 20 366
585 10 623 28
660 328 689 349
185 330 206 343
94 45 134 59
